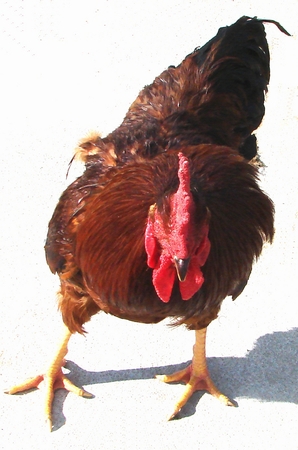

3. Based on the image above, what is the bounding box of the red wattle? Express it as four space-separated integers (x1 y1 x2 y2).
152 254 175 303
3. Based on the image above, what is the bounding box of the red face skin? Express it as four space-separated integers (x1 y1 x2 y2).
145 154 211 302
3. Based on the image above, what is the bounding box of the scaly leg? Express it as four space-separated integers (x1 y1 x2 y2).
156 327 236 420
5 325 93 431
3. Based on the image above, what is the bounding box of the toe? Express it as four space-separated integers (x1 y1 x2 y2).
5 375 44 394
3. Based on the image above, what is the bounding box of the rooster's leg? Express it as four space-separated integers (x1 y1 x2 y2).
156 327 236 420
5 325 93 430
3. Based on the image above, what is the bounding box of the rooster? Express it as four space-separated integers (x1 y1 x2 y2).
6 17 289 429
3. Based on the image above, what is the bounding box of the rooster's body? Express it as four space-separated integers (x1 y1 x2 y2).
8 17 288 428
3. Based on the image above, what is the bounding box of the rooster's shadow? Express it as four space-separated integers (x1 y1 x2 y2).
52 328 298 430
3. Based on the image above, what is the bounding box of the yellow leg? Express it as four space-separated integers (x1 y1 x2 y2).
5 325 93 431
156 328 236 420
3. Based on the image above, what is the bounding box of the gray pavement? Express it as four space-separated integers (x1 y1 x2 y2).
1 1 298 449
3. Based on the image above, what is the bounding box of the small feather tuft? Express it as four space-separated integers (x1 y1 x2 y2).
75 131 103 163
72 131 117 169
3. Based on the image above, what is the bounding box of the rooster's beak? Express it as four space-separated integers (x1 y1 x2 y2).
174 257 190 282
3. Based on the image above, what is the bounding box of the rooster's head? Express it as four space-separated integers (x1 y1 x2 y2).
145 152 210 302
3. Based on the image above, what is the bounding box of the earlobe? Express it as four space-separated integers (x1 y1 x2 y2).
197 234 211 266
145 218 159 268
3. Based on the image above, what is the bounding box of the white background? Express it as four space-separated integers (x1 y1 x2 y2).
1 1 297 449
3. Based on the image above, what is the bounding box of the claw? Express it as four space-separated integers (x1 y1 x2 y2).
47 418 53 432
62 375 94 398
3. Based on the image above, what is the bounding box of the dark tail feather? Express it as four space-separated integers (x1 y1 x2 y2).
256 18 291 36
180 16 290 158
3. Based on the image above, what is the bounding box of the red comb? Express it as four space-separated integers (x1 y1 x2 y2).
170 153 195 259
177 152 191 194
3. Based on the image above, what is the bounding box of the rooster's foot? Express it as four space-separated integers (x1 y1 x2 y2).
156 363 235 420
156 328 236 420
5 326 93 431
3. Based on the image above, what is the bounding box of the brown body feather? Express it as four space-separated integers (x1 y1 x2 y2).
45 17 277 334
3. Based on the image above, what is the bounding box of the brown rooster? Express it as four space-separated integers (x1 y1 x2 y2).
7 16 289 429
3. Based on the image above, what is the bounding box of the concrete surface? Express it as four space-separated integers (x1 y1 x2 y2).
1 1 298 449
